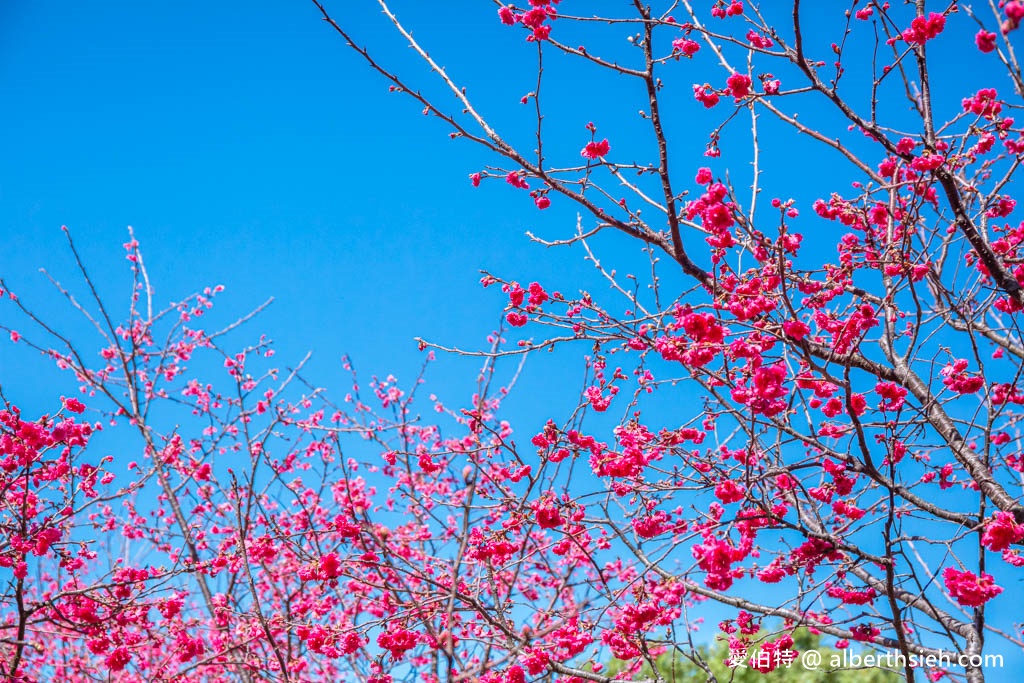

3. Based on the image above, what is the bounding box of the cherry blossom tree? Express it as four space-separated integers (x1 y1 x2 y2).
4 1 1024 682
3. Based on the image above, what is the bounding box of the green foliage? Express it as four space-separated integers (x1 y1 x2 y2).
604 629 904 682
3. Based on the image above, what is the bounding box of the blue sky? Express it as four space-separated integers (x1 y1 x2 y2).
0 0 773 435
0 0 847 402
0 1 599 411
2 1 1021 678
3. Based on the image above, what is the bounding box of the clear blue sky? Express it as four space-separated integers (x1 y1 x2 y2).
0 0 616 416
0 0 990 402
